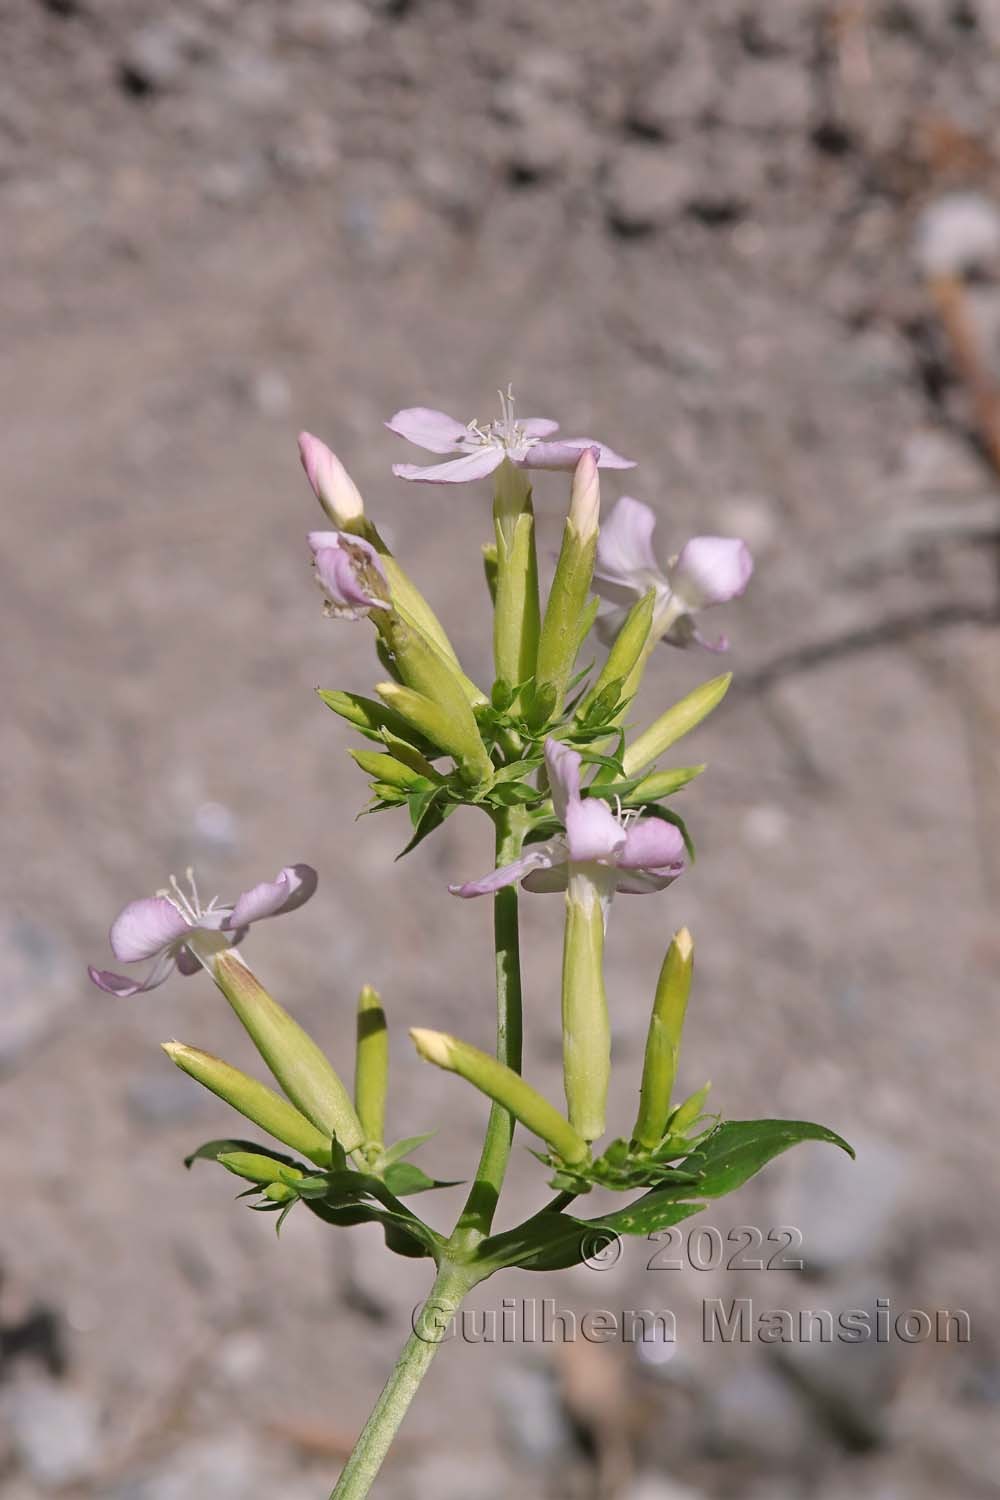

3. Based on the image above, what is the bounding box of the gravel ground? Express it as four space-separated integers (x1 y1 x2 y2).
3 2 1000 1497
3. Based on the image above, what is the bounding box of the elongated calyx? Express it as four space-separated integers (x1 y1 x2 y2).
410 1027 589 1166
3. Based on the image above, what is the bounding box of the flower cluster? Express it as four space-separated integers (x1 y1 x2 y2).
85 382 855 1500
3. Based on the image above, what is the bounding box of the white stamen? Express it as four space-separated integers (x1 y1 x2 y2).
156 868 220 926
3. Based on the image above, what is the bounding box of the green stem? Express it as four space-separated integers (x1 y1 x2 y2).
327 808 527 1497
328 1259 475 1499
450 808 526 1247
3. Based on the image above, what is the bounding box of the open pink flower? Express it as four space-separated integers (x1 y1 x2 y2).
308 531 389 619
594 496 753 651
88 865 317 997
449 739 684 903
387 388 635 484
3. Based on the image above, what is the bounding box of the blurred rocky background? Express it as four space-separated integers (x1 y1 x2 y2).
3 0 1000 1496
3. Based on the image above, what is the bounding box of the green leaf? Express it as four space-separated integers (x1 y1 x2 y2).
474 1118 852 1271
396 790 454 858
383 1162 463 1196
381 1131 437 1166
678 1119 854 1197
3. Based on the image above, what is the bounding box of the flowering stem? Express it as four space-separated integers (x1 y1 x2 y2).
327 810 527 1498
328 1259 476 1500
450 807 526 1246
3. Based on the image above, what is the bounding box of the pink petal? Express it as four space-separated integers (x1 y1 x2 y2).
88 948 179 996
224 864 318 930
619 818 685 871
520 418 560 437
385 407 470 454
670 537 753 610
392 448 504 484
594 496 661 590
544 738 582 823
565 798 628 864
109 897 190 963
522 863 571 893
615 868 683 894
522 439 636 471
314 546 380 610
449 845 561 899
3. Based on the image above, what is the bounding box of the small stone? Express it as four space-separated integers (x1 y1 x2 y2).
125 1066 210 1128
200 157 266 206
0 922 73 1077
214 1330 266 1386
339 1221 431 1321
194 799 240 850
119 20 209 96
494 1361 574 1462
741 804 790 850
769 1134 911 1275
113 1435 260 1500
914 191 1000 278
277 0 374 47
604 147 695 235
714 494 779 554
403 1451 508 1500
704 1362 816 1463
269 113 339 182
505 109 586 184
247 369 293 419
626 49 718 138
1 1378 102 1488
718 61 813 134
622 1475 709 1500
773 1278 904 1450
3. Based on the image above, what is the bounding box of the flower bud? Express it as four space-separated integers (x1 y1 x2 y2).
212 951 364 1152
217 1150 304 1187
567 446 600 543
299 433 365 526
577 588 655 720
631 928 694 1150
624 766 705 803
622 672 731 778
374 679 492 787
410 1027 589 1167
669 1080 711 1135
355 985 388 1150
350 749 428 789
162 1041 333 1165
533 452 601 722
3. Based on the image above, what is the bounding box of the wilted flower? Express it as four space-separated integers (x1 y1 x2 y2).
88 865 317 996
387 388 635 484
450 739 684 905
594 495 753 651
308 531 389 618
